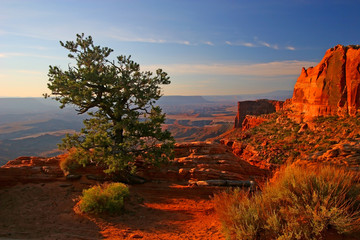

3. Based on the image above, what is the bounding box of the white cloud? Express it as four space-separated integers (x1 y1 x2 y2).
204 41 214 46
144 60 317 77
241 42 256 47
179 40 191 45
286 46 296 51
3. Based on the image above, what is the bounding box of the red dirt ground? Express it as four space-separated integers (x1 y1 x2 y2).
0 180 225 240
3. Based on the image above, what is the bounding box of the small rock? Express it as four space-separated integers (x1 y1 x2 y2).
196 181 210 186
131 234 143 238
66 174 82 180
86 174 105 181
298 123 308 133
41 166 51 173
59 183 73 187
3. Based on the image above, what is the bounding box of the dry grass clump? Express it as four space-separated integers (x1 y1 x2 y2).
214 164 360 240
78 182 129 214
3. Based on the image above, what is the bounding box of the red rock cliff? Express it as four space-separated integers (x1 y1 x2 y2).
290 45 360 120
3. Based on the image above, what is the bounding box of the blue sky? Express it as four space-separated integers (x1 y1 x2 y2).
1 0 360 97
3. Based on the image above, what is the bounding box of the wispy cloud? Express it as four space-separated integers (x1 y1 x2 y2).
226 37 295 51
257 40 279 50
204 41 214 46
0 52 64 60
179 40 191 45
17 70 44 75
226 41 255 47
144 60 317 77
0 30 53 40
109 33 194 46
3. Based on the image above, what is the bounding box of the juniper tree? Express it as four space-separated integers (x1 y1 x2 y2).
45 33 174 174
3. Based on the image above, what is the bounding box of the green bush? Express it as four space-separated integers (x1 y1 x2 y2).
59 149 83 175
214 164 360 240
79 182 129 214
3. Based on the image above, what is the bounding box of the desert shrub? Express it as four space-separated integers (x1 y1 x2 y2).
59 148 85 175
214 164 360 240
78 182 129 214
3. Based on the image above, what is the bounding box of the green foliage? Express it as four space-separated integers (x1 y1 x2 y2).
214 164 360 240
59 149 83 175
79 183 129 214
46 33 175 174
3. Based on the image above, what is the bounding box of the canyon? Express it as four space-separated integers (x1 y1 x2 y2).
1 45 360 239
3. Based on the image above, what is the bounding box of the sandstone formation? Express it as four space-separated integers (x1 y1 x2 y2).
291 45 360 120
234 99 283 128
136 142 269 182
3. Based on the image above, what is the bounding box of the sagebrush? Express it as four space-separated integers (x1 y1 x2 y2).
214 164 360 240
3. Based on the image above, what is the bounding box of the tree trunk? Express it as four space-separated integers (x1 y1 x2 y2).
113 120 124 145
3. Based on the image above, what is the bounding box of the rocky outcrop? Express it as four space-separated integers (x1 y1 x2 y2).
234 99 283 128
0 155 111 187
1 143 269 187
290 45 360 121
136 142 269 182
0 156 64 187
241 115 269 131
309 139 360 170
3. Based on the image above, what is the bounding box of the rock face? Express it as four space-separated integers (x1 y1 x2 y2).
241 115 269 131
234 99 283 128
291 45 360 120
137 142 269 182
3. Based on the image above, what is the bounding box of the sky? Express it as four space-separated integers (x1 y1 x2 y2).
1 0 360 97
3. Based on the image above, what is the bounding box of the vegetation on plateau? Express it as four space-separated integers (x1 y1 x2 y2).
45 34 174 176
214 164 360 240
231 112 360 166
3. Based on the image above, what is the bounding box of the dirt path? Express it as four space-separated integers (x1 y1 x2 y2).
0 180 225 240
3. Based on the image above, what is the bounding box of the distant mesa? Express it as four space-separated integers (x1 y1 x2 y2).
290 44 360 121
156 96 211 105
234 99 283 128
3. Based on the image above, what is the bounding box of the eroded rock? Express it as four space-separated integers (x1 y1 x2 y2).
290 45 360 121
